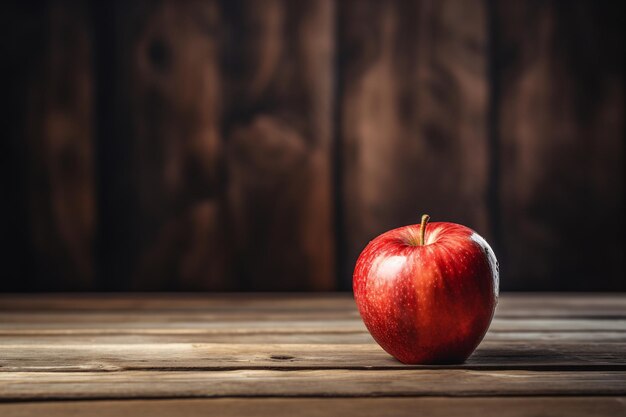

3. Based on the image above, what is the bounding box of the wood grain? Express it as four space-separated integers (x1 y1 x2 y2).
31 0 95 290
222 0 335 291
1 294 623 372
0 0 95 291
93 0 336 291
494 1 624 290
1 397 624 417
338 0 490 285
2 1 624 293
2 331 626 345
95 0 227 291
1 293 625 316
1 294 625 339
0 293 623 414
1 314 624 332
0 342 623 371
1 369 624 400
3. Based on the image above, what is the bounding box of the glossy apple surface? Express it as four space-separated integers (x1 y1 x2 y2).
353 219 499 364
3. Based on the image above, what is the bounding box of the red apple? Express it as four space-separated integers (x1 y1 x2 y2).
353 215 499 364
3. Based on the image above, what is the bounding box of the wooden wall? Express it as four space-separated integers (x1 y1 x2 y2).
1 0 623 291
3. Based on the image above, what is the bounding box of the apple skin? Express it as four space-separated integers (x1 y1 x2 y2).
353 221 499 364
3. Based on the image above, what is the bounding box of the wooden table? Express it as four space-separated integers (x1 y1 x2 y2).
0 293 624 416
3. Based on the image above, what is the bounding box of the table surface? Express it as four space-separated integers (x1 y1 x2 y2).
0 293 624 416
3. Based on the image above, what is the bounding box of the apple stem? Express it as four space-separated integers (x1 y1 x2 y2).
419 214 430 246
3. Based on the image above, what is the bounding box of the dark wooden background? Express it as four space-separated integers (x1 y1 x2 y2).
1 0 623 292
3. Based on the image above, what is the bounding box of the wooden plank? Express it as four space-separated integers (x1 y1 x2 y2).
0 313 624 332
221 0 335 291
2 331 626 346
0 310 361 323
96 2 336 292
0 369 624 400
338 0 490 286
489 318 626 332
33 0 95 290
0 0 95 291
0 397 624 417
0 342 623 371
0 293 356 312
495 294 626 318
494 1 624 290
1 293 624 317
95 0 227 291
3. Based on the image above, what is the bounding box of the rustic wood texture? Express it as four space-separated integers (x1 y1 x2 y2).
1 0 95 291
337 0 490 285
221 0 335 291
29 0 95 291
494 1 624 290
1 1 623 292
93 0 335 291
95 0 227 291
1 342 624 371
2 369 625 399
2 292 625 314
1 397 624 417
0 294 624 416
